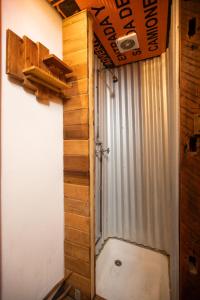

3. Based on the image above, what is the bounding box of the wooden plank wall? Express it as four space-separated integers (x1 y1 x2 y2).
63 11 95 300
180 1 200 299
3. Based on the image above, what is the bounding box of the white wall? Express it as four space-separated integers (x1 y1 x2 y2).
1 1 64 299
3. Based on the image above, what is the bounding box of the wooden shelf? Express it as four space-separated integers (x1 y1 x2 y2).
23 66 70 93
6 30 72 102
43 54 72 74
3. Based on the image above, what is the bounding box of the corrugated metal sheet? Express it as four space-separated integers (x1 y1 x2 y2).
95 54 171 253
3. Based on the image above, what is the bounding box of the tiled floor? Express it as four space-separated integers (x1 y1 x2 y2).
96 238 170 300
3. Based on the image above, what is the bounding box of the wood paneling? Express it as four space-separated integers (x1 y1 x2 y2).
64 183 89 201
65 241 90 262
64 109 88 126
63 10 94 299
66 78 88 97
64 140 89 156
64 171 89 186
64 156 89 173
88 14 95 297
65 255 90 278
65 227 90 247
64 94 88 111
65 212 90 233
180 1 200 299
64 124 89 140
66 64 88 80
64 197 90 216
64 49 87 65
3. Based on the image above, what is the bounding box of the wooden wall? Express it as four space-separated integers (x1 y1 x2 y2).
63 11 95 299
180 1 200 299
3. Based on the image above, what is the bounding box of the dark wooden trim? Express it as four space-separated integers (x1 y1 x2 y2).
179 1 200 299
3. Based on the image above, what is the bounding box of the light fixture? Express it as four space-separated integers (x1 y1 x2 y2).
116 32 139 53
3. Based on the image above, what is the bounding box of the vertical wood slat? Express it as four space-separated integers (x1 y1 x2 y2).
63 10 94 299
88 14 95 299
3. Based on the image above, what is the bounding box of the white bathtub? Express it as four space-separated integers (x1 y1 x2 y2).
96 238 170 300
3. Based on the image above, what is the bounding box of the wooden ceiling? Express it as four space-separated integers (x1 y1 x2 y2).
48 0 80 18
48 0 170 67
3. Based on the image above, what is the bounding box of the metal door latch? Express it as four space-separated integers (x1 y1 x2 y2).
102 147 110 155
95 147 110 156
95 141 110 156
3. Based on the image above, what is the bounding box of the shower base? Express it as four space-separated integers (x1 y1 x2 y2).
96 238 170 300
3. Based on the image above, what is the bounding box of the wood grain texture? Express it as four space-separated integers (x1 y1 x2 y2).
63 50 88 70
65 255 90 278
64 109 88 126
65 241 90 262
43 54 72 74
66 78 88 97
64 183 89 201
65 63 88 81
37 42 49 71
64 197 90 217
64 94 88 112
64 156 89 173
63 11 94 298
64 171 89 186
180 1 200 299
6 30 71 102
64 124 89 140
88 14 95 299
6 30 24 81
65 212 90 233
64 140 89 156
23 36 38 68
65 227 90 247
23 66 70 90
